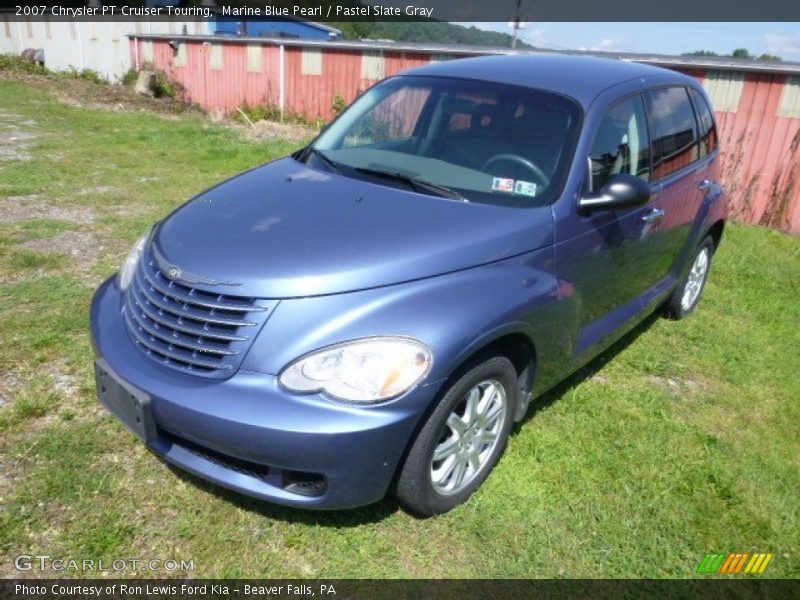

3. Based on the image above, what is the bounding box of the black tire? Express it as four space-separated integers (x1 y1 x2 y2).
664 235 715 320
394 355 518 516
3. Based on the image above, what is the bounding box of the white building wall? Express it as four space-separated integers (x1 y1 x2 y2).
0 18 210 82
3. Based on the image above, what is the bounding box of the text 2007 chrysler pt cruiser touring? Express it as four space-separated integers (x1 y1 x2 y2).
90 55 726 515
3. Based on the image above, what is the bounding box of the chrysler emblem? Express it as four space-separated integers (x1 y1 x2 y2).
151 245 241 287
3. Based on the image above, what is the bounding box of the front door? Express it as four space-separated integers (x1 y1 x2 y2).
555 92 667 362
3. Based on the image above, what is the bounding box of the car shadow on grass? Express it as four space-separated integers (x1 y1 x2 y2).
158 311 661 526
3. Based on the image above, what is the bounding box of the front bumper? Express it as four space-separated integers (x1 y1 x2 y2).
90 277 438 509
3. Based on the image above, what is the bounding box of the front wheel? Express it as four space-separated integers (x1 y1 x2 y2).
664 235 715 320
394 356 518 516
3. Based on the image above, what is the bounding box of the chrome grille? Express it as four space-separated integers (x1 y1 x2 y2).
123 252 273 378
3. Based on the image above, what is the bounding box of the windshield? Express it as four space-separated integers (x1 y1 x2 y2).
307 75 582 206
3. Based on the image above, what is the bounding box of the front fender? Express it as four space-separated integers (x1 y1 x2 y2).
241 246 573 409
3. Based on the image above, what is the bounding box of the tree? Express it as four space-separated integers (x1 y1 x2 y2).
683 50 720 57
683 48 782 62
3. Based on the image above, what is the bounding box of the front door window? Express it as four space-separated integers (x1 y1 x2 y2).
589 94 651 191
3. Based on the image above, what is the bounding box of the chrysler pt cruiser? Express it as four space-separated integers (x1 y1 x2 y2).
90 55 726 515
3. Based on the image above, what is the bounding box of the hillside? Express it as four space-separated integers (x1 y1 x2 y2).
332 21 531 49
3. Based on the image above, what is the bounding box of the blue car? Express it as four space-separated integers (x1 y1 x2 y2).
90 55 726 515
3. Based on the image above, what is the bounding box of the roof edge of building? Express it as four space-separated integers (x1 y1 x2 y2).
127 33 800 76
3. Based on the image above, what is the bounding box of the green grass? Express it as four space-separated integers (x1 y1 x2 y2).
0 77 798 579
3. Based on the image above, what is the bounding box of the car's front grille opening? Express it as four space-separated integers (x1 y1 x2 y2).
161 430 271 481
123 251 275 378
282 471 327 497
160 430 327 498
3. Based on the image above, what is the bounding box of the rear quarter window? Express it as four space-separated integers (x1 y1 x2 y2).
689 87 718 158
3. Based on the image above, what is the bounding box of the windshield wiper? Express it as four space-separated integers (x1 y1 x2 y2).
296 146 341 174
353 167 466 201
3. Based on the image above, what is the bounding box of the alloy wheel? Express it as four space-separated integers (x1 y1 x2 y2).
430 379 508 496
681 247 710 311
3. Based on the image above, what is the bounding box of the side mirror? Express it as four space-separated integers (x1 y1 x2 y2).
579 173 651 213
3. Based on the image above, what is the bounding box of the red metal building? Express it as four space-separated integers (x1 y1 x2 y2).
130 34 800 234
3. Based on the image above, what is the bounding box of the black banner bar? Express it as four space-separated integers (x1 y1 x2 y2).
2 579 800 600
1 0 799 22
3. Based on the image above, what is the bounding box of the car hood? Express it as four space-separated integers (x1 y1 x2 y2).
152 158 554 298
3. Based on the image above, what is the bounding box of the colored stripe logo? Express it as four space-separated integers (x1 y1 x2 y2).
697 552 773 574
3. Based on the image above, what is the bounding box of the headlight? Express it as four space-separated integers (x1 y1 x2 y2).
279 337 432 403
117 226 152 291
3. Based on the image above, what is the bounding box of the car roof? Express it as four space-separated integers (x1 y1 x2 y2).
402 54 696 107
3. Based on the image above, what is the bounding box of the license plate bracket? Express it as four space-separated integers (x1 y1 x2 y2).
95 359 156 443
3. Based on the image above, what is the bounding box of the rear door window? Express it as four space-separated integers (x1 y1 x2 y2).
649 87 699 179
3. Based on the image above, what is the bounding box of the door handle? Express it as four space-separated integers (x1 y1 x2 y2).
641 208 666 223
697 179 712 190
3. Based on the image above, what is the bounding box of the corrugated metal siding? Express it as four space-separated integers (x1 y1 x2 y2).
777 76 800 118
706 72 800 232
703 71 746 113
142 41 433 120
282 47 432 121
136 38 800 234
286 47 362 120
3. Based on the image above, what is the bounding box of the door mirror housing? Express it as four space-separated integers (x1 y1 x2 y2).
579 173 651 213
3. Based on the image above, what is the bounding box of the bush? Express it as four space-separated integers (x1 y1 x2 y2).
119 68 138 86
234 103 315 126
67 68 107 85
0 53 47 74
152 71 182 99
331 93 347 116
234 103 284 124
0 54 109 85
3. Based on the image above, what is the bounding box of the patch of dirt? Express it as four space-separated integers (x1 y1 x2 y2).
0 69 193 116
646 375 709 399
3 68 318 147
0 363 81 410
0 459 19 526
51 366 81 402
239 119 317 144
75 185 119 196
18 230 100 263
0 110 38 162
0 195 96 224
0 370 21 409
0 362 96 439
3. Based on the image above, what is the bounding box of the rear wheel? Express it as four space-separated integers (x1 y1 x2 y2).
395 356 517 516
664 235 715 319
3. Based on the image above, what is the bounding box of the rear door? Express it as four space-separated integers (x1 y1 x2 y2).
640 86 706 306
688 85 722 228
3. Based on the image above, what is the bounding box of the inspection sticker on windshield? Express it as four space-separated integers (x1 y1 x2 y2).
514 180 537 197
492 177 515 193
